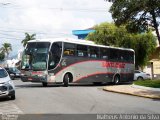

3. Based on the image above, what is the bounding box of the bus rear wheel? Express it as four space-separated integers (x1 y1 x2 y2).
113 75 120 85
63 73 71 87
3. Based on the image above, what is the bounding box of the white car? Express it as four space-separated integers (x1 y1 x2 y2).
134 70 151 80
0 67 15 100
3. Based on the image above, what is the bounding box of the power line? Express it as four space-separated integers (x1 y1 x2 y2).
1 4 107 12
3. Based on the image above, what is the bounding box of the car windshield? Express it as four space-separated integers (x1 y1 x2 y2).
9 67 20 73
0 69 8 78
21 42 50 71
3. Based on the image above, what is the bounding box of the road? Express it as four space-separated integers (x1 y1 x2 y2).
0 79 160 119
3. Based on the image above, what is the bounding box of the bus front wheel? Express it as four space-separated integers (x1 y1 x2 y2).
63 74 70 87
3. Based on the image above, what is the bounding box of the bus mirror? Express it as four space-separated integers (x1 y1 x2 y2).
50 61 55 66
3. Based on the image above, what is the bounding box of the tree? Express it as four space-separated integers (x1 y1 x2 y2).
0 51 5 61
1 43 12 58
21 33 36 47
106 0 160 45
87 22 156 69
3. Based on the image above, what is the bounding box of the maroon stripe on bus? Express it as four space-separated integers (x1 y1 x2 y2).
74 72 112 82
54 60 133 80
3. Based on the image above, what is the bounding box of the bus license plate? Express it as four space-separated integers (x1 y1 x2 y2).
28 78 32 80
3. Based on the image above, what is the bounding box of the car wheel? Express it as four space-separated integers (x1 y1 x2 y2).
137 77 143 80
10 94 16 100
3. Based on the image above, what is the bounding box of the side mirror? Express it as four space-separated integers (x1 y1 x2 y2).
50 61 55 66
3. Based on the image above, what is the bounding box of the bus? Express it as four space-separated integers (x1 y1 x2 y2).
20 38 135 87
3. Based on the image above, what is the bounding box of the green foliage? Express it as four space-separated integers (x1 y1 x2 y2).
106 0 160 44
1 43 12 58
87 22 156 68
134 79 160 88
21 33 36 47
131 32 156 68
0 51 5 61
87 22 125 46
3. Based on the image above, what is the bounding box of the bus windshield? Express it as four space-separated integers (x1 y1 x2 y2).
21 42 50 71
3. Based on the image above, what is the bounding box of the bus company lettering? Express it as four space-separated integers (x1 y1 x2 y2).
102 61 126 68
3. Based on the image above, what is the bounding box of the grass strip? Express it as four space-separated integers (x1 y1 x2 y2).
134 79 160 88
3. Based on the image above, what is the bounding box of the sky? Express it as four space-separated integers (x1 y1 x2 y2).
0 0 113 57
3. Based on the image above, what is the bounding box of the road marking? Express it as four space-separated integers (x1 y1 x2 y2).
0 102 23 114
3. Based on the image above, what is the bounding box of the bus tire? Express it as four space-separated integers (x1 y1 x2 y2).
42 82 48 87
113 75 120 85
63 74 70 87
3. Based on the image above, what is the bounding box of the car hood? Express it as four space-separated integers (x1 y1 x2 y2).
0 76 10 84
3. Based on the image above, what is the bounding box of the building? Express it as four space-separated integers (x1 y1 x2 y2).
144 46 160 79
72 29 95 39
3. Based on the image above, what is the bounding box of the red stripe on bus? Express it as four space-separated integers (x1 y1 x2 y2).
74 72 133 82
74 72 112 82
55 60 105 77
54 60 133 80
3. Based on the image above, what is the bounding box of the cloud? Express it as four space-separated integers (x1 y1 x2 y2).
0 0 112 56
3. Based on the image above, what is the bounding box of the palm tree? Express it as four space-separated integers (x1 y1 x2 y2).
21 33 36 47
1 43 12 58
0 49 5 61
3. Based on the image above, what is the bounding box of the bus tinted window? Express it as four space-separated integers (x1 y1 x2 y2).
109 49 119 61
48 42 62 70
117 50 134 63
64 43 75 56
100 48 109 59
127 51 134 63
88 46 99 58
77 45 87 57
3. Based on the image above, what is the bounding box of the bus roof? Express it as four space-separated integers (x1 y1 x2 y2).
28 38 134 52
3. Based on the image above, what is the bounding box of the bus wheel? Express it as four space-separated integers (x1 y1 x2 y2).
63 74 70 87
113 75 120 85
42 82 48 87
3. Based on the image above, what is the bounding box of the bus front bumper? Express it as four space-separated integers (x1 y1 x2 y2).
21 76 47 83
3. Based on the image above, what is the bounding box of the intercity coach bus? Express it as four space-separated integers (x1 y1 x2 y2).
20 38 135 87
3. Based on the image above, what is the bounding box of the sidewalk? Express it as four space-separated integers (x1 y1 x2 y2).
103 84 160 99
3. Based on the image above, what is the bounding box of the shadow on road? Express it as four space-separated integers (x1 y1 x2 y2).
15 81 133 89
0 97 13 102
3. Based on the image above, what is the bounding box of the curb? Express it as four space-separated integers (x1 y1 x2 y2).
103 86 160 99
132 84 160 92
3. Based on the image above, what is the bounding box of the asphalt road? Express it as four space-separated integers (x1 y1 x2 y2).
0 79 160 119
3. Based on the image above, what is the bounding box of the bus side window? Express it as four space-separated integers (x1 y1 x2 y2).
48 42 62 70
109 49 119 61
126 51 134 63
64 43 76 56
88 46 99 58
77 45 87 57
118 50 125 62
100 48 109 59
118 50 134 63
